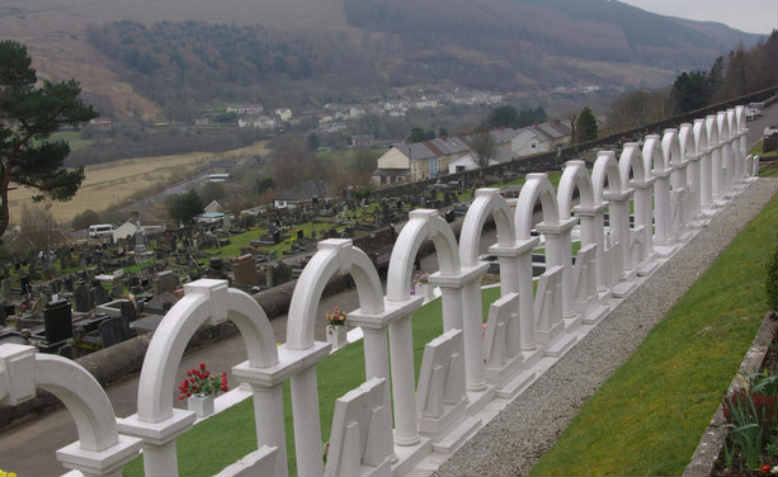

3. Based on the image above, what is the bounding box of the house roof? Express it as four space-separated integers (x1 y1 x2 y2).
534 120 572 141
274 179 330 201
489 128 521 144
394 142 437 161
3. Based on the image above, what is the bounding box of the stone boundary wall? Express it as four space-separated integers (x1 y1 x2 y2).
683 310 778 476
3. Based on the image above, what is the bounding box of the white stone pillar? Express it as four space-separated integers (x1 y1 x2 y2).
251 385 288 476
698 118 714 212
117 409 196 477
709 114 724 205
536 218 577 327
574 202 608 287
430 263 490 392
290 365 324 477
388 314 419 446
348 295 422 463
631 178 654 265
605 188 633 275
515 237 540 351
652 167 672 246
489 241 525 346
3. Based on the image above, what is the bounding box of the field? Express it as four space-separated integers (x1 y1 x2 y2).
7 141 270 225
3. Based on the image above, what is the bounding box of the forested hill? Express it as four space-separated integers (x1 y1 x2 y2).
85 21 379 120
12 0 765 118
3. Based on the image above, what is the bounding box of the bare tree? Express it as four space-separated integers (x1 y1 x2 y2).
470 130 496 174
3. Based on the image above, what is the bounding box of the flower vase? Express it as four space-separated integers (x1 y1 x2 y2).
425 283 434 300
188 394 215 418
326 324 348 349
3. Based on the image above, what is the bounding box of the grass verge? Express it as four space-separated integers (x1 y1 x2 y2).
531 192 777 476
123 287 503 476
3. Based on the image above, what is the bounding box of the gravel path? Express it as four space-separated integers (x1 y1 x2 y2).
436 178 778 477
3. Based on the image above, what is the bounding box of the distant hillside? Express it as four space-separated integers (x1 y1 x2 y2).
1 0 765 118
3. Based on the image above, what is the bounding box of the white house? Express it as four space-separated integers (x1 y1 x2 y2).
274 108 293 122
447 153 498 174
112 221 138 243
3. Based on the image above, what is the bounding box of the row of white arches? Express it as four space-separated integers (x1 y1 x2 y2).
0 104 760 477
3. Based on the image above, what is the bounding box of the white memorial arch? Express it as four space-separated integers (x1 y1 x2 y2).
0 102 763 477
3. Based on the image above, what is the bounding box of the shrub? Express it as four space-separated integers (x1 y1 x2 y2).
71 209 101 231
768 247 778 311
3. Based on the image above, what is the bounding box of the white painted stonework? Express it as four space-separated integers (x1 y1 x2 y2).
0 104 759 477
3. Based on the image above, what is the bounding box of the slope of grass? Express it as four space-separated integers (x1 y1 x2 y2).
123 286 502 476
532 193 777 476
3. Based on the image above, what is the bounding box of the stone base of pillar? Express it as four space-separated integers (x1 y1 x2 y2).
714 198 730 208
653 242 681 257
496 368 537 400
746 176 760 183
543 332 577 358
611 278 638 298
391 434 431 477
485 352 528 388
431 416 481 454
535 320 564 349
582 302 610 326
465 385 496 417
563 312 582 334
637 258 660 277
419 397 467 438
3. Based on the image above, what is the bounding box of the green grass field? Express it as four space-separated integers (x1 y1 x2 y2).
531 192 777 476
123 287 502 476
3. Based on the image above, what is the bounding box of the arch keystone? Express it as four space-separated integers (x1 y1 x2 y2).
184 279 229 325
318 239 355 274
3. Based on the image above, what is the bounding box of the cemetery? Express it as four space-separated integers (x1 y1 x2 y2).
0 104 774 476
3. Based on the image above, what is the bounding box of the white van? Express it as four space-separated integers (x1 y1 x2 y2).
88 224 114 238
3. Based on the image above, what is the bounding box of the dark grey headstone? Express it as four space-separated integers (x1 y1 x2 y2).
74 283 92 312
44 300 73 343
99 317 125 348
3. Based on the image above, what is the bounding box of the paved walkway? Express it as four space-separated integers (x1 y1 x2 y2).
435 178 777 476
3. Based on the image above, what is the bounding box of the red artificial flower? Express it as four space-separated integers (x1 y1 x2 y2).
178 395 185 401
186 370 192 376
200 363 206 370
204 370 210 378
190 378 195 383
761 464 771 474
186 393 191 398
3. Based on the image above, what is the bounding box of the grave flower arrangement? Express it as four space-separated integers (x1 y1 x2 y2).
416 272 429 285
326 306 347 328
177 363 228 400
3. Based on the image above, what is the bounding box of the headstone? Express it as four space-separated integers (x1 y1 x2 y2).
154 270 179 295
92 284 110 307
1 278 11 300
233 254 259 286
74 283 93 312
20 276 32 295
0 303 6 327
44 300 73 343
120 300 137 323
99 317 126 348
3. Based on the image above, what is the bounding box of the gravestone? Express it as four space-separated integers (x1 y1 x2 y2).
74 283 91 312
92 284 110 307
44 300 73 343
120 300 137 323
1 278 11 300
233 254 259 286
154 270 179 295
99 317 126 348
20 276 32 295
0 303 6 327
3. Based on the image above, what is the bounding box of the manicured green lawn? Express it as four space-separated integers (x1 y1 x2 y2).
123 287 502 476
532 193 777 476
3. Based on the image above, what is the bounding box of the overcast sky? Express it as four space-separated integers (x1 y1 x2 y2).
619 0 777 34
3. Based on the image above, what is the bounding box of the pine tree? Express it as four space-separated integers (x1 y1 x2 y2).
0 40 97 236
575 107 597 143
